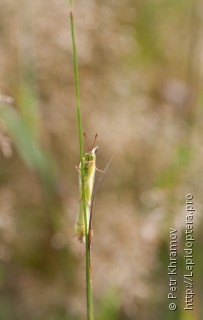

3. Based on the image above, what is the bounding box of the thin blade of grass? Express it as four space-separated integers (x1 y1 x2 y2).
68 1 93 319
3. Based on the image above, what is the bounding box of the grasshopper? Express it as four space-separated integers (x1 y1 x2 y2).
74 134 99 243
74 134 112 244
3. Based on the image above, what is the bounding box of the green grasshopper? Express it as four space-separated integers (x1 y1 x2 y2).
74 134 99 243
74 134 112 244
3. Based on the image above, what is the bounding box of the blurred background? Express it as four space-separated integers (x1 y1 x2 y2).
0 0 202 319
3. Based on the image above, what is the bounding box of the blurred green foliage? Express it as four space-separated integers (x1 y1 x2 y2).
0 0 202 319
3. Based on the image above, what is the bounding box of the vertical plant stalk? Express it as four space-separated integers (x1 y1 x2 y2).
69 1 94 320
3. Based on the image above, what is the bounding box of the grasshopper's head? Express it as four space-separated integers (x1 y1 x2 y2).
84 153 95 162
84 147 98 163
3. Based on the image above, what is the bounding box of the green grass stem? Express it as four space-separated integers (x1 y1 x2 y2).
68 1 94 320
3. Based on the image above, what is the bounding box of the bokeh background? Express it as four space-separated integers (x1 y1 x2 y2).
0 0 202 319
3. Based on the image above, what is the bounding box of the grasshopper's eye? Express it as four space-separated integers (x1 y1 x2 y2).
89 154 94 161
84 153 89 161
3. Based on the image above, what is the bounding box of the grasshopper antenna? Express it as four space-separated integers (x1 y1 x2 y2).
91 133 98 150
91 133 98 153
83 132 98 153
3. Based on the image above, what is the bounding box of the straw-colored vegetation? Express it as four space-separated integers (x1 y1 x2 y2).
0 1 202 319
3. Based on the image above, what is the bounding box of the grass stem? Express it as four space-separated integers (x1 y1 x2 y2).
68 1 94 319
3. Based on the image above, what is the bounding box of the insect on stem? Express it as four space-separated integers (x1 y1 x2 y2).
74 135 98 243
69 1 94 318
